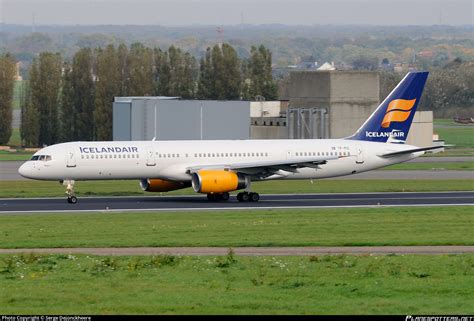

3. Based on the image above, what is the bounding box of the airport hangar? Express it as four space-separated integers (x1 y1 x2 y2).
113 70 433 147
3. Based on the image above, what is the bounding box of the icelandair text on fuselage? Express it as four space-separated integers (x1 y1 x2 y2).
2 316 91 321
365 131 405 138
79 146 139 154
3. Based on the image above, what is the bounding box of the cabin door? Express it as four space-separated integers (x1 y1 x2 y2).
66 148 76 167
355 145 364 164
146 146 156 166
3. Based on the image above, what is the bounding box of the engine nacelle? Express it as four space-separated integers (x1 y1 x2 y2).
191 170 249 194
140 178 191 192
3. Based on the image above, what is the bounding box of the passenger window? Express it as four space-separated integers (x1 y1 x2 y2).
252 153 255 157
81 155 84 159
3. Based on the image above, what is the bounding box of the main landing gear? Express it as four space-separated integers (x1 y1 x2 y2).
62 180 77 204
237 191 260 202
206 191 260 202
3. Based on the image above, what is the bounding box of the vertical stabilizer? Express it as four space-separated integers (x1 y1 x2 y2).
347 71 428 143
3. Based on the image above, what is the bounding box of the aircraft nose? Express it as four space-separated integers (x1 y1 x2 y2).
18 162 32 178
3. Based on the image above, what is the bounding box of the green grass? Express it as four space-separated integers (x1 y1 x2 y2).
0 179 473 198
423 149 474 157
435 126 474 148
382 161 474 171
0 207 472 248
12 80 24 110
0 150 33 161
6 128 22 148
0 253 473 314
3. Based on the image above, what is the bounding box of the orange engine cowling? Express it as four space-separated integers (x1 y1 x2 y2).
140 178 191 192
191 170 248 194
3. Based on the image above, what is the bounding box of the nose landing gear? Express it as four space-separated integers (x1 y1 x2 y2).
63 180 77 204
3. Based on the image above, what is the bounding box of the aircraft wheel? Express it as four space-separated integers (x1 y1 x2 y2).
67 196 77 204
207 193 217 201
249 192 260 202
221 192 230 201
237 192 250 202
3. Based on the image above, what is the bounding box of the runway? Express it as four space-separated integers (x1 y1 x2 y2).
0 246 473 256
1 191 473 213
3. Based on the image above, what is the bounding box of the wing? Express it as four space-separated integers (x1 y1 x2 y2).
186 155 340 178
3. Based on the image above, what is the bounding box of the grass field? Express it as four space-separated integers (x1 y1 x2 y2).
0 151 33 162
6 128 22 148
0 179 473 198
0 206 472 248
424 149 474 157
382 161 474 171
12 81 23 110
1 253 473 314
434 119 474 149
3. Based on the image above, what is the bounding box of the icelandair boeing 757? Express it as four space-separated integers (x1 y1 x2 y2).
19 71 443 204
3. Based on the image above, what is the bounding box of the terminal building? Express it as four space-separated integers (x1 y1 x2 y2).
113 71 433 147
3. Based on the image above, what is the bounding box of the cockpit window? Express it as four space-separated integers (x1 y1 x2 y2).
30 155 52 161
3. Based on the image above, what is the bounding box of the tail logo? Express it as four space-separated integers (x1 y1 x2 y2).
381 99 416 128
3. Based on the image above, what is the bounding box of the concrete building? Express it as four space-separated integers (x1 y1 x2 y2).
113 97 250 141
112 71 434 147
406 111 434 147
250 101 288 139
289 70 380 139
251 70 434 147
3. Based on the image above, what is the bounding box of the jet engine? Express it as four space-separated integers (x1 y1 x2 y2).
140 178 191 192
191 170 249 194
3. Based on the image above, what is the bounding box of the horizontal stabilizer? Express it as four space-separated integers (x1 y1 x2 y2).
378 146 446 158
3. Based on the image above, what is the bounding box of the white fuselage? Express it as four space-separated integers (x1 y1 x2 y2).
18 139 421 182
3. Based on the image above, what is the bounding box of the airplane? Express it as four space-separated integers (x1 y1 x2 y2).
18 71 443 204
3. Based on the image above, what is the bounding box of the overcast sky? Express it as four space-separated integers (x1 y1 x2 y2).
1 0 473 26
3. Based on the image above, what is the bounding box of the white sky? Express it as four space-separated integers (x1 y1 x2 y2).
1 0 473 26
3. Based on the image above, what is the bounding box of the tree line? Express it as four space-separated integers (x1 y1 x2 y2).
0 54 16 145
14 43 277 147
379 60 474 117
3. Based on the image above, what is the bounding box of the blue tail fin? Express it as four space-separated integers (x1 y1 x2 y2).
347 71 429 143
